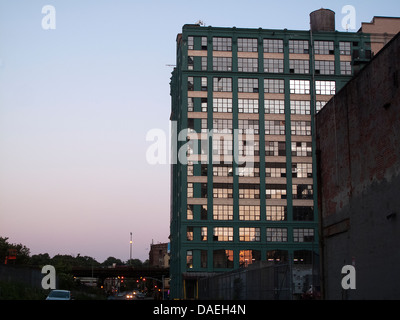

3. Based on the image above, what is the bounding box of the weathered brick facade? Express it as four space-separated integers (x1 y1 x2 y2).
316 32 400 299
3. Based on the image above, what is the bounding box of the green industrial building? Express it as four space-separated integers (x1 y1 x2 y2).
169 9 372 299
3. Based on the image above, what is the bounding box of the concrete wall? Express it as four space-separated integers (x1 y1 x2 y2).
316 33 400 299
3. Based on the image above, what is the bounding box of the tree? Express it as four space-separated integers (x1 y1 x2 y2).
29 253 52 267
0 237 30 265
126 259 143 267
101 256 123 267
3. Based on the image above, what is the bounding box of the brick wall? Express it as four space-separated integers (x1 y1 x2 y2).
316 33 400 299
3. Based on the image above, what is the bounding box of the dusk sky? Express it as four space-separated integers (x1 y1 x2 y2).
0 0 398 263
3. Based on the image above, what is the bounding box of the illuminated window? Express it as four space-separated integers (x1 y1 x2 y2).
213 227 234 241
239 227 260 241
213 205 233 220
266 206 287 221
239 205 260 221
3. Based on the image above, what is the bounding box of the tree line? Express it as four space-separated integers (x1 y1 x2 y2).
0 237 149 272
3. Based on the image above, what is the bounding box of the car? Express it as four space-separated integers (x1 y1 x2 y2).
46 290 72 300
135 292 145 299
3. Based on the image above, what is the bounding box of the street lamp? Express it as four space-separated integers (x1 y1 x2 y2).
130 232 133 265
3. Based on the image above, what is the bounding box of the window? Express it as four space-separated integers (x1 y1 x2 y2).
201 118 208 132
264 79 285 93
188 76 194 91
201 77 207 91
265 184 287 199
200 227 207 241
201 205 208 220
293 228 314 242
187 183 193 198
188 56 194 70
213 250 234 268
213 98 232 113
213 57 232 71
265 120 285 135
265 162 286 178
239 227 260 241
213 77 232 92
213 183 233 198
238 38 258 52
237 162 260 177
188 36 194 50
293 206 314 221
238 58 258 72
340 61 352 75
201 98 208 112
239 205 260 221
290 100 310 115
238 99 259 113
238 78 259 93
291 142 312 157
187 161 193 176
292 163 312 178
315 60 335 75
238 119 259 134
201 37 207 50
213 227 233 241
213 119 232 133
239 250 260 267
213 205 233 220
264 59 284 73
289 40 309 54
265 99 285 114
293 184 313 199
187 227 193 241
314 40 334 55
315 81 335 95
201 56 207 71
266 206 287 221
201 250 207 268
266 228 287 242
264 39 283 53
213 163 233 176
289 60 309 74
213 138 233 155
265 141 286 156
187 204 194 220
291 121 311 136
213 37 232 51
239 184 260 199
339 41 351 55
316 100 327 113
238 139 259 156
290 80 310 94
186 250 193 268
188 97 194 112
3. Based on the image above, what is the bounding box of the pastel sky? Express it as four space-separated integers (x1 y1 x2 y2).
0 0 398 262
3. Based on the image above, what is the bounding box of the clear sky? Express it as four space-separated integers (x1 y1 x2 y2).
0 0 399 263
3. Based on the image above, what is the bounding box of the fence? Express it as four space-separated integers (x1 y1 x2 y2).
198 262 318 300
0 265 43 289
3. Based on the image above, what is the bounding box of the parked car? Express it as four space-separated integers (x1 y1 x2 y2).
46 290 72 300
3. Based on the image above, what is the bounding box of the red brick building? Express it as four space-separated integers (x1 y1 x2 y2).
316 32 400 299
